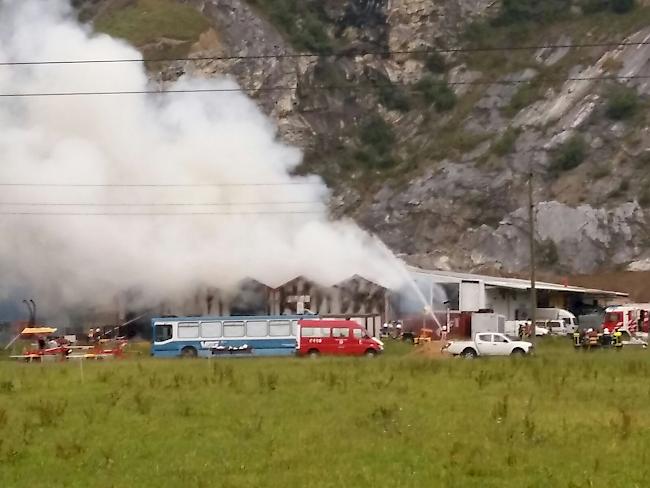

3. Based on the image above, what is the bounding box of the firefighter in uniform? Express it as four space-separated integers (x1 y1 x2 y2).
573 329 581 348
587 329 599 350
602 328 612 348
614 328 623 350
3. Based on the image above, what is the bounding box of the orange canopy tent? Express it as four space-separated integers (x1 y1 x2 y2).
20 327 57 335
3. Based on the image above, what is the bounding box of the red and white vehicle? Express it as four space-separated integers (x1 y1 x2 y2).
298 319 384 357
602 304 650 335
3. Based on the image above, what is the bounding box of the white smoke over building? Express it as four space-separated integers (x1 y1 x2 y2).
0 0 405 320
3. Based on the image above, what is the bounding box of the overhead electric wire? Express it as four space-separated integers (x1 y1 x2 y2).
0 181 322 187
0 200 322 206
0 40 648 66
0 73 648 98
0 210 323 216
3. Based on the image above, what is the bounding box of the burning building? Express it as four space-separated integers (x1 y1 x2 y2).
149 274 391 337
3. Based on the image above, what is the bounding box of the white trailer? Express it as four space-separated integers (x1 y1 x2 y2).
471 312 505 336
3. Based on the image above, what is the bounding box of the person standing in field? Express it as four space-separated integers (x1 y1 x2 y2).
602 328 612 348
587 329 599 350
614 328 623 350
440 323 448 343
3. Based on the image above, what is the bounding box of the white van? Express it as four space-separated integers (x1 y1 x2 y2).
536 308 578 333
505 320 549 337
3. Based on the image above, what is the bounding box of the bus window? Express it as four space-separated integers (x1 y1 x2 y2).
155 324 172 342
247 321 268 337
201 321 222 338
223 321 245 337
178 322 199 339
269 320 291 336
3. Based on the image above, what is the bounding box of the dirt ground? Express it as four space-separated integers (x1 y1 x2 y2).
410 340 450 358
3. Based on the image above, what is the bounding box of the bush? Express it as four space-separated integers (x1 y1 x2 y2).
551 135 587 173
605 84 640 120
359 115 394 149
425 53 446 74
355 146 395 170
506 81 543 115
610 0 635 13
464 21 493 46
496 0 571 25
377 83 411 112
581 0 636 13
247 0 333 53
492 128 519 156
580 0 609 13
356 116 396 169
415 77 457 111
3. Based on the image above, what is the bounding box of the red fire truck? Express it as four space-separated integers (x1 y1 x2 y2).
602 304 650 334
298 319 384 357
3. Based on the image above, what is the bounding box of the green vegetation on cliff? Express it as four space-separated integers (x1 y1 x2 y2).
247 0 333 53
94 0 209 46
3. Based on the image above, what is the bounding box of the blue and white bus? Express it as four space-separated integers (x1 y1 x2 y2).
151 315 315 358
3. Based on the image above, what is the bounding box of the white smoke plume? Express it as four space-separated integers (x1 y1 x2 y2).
0 0 405 320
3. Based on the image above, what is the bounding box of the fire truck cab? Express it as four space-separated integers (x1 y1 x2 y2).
602 304 650 335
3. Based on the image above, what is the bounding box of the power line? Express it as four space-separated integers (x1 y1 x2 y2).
0 40 648 67
0 182 321 187
0 74 647 98
0 201 322 206
0 210 322 216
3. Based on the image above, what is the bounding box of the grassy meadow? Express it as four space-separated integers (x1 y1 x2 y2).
1 339 649 487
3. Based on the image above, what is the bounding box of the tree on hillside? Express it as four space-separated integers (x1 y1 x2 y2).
497 0 571 24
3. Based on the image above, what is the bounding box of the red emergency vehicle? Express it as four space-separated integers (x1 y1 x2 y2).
298 319 384 357
602 304 650 334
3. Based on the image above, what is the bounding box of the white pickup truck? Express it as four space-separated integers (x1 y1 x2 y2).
443 332 534 358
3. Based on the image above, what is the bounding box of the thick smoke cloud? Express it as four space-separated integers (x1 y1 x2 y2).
0 0 405 319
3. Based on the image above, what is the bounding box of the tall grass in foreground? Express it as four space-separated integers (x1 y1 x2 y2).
0 340 649 487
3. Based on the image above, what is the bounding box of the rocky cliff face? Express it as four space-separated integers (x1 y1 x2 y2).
82 0 650 274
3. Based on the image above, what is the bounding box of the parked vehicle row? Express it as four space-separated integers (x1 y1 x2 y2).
151 315 384 358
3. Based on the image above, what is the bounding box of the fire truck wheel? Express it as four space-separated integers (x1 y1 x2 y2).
307 349 320 358
364 349 377 358
181 346 198 358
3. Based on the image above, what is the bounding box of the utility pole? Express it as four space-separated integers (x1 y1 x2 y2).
528 172 537 342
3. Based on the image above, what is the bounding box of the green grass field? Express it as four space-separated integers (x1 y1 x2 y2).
1 339 649 487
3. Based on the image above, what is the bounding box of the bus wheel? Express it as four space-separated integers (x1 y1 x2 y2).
181 346 197 358
307 349 320 358
364 349 377 358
